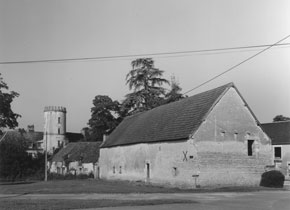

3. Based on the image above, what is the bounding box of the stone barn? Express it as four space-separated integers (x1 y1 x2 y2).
99 83 272 188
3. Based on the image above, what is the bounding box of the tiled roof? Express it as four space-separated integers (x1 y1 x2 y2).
101 83 234 148
261 121 290 145
52 142 102 163
0 130 43 143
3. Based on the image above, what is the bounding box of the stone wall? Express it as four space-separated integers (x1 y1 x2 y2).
192 87 273 186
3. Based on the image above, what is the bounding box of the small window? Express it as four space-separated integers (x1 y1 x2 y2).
113 166 115 174
58 117 61 124
248 140 254 156
119 166 122 174
58 128 60 134
173 167 178 177
274 147 282 159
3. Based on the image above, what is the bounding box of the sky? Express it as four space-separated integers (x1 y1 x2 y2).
0 0 290 133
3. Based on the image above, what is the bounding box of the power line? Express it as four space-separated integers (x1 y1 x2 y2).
0 43 289 65
182 34 290 95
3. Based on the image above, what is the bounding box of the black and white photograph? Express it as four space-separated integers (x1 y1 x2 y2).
0 0 290 209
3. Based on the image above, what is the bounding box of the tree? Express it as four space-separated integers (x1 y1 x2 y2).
122 58 169 115
0 132 30 180
87 95 121 141
0 73 21 132
273 115 290 122
164 76 184 103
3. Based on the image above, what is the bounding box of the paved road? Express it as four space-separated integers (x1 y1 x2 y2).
1 191 289 210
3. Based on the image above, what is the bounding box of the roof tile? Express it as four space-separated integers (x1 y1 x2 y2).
102 83 233 147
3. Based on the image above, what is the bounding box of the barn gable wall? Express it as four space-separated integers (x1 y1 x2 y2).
192 87 272 186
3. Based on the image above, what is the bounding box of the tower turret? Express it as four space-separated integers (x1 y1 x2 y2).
43 106 67 153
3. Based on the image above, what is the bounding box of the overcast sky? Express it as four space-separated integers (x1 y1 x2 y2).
1 0 290 133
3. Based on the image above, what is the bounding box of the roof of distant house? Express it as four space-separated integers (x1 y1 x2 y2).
0 130 43 143
52 142 102 163
102 82 255 148
261 121 290 145
1 130 84 143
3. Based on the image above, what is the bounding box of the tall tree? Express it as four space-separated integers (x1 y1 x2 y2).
122 58 169 115
0 73 21 132
88 95 121 141
164 76 184 103
273 115 290 122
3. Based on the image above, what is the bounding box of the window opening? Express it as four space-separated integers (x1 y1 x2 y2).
173 167 178 177
58 117 60 124
58 128 60 134
274 147 282 159
119 166 122 174
247 140 254 156
146 163 150 179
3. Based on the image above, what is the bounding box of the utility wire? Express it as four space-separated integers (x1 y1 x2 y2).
182 34 290 95
0 43 290 65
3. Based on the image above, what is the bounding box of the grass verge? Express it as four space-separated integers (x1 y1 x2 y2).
0 199 195 210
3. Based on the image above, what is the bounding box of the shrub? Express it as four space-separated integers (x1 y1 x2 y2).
260 170 285 188
48 172 93 180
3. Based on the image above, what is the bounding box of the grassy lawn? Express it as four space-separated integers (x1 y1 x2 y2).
0 179 282 194
0 199 196 210
0 179 284 210
0 179 187 194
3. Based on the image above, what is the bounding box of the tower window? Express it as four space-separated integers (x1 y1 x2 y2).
58 117 60 124
58 128 60 134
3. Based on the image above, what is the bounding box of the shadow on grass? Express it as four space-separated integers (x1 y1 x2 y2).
0 181 35 186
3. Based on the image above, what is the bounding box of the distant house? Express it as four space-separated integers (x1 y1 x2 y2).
50 142 101 177
262 121 290 177
99 83 272 188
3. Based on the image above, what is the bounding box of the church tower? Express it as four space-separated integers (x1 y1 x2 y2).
43 106 67 153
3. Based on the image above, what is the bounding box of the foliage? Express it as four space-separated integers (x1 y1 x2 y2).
0 132 46 181
0 133 30 180
48 172 94 180
87 95 121 141
87 58 185 139
164 76 185 104
260 170 285 188
273 115 290 122
122 58 169 115
0 73 21 131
